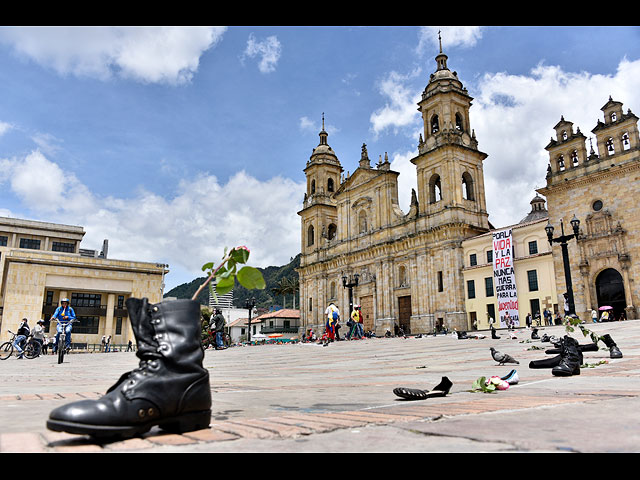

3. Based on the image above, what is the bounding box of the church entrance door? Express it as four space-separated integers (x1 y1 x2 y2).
595 268 626 320
360 295 374 333
398 296 412 334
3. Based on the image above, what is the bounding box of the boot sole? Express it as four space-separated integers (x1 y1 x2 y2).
46 409 211 440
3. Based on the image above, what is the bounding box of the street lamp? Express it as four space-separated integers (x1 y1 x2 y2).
342 272 359 314
244 297 256 343
545 215 580 316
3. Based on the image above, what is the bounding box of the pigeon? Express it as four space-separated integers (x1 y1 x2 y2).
490 347 519 365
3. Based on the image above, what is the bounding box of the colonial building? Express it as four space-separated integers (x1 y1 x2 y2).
297 43 491 336
538 97 640 321
462 195 558 330
0 216 168 346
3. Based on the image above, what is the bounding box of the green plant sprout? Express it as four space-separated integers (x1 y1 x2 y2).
191 246 266 303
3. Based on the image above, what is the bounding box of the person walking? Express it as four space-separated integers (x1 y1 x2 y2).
210 308 226 350
101 335 106 352
32 320 45 355
351 305 364 339
126 340 133 352
105 335 112 352
324 302 340 342
591 309 598 323
51 298 76 352
13 318 30 359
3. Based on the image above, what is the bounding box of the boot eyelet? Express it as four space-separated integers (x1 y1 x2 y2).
138 409 146 418
148 408 155 416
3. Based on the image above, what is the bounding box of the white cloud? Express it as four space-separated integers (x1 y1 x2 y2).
0 121 12 136
242 33 282 73
370 57 640 228
416 26 483 55
0 26 226 85
370 69 422 137
0 150 305 287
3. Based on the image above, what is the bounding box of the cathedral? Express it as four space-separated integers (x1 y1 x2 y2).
296 42 640 337
297 42 490 335
538 96 640 322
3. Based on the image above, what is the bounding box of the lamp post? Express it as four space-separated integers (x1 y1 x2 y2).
545 215 580 316
342 272 359 314
244 297 256 343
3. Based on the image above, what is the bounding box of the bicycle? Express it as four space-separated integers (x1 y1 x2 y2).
54 319 77 364
0 331 41 360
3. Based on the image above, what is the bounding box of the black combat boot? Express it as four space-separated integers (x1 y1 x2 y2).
601 334 623 359
552 336 582 377
529 336 584 369
531 328 539 340
47 298 211 439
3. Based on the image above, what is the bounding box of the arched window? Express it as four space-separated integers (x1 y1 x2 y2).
455 113 463 131
561 130 568 141
330 281 336 299
327 178 334 193
462 172 474 200
557 155 565 172
622 132 631 151
571 150 579 167
431 115 440 134
606 137 615 155
610 112 617 122
310 179 316 194
429 174 442 203
398 265 407 287
327 223 337 240
358 210 368 233
307 225 315 246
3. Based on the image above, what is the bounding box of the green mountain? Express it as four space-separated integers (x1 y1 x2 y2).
164 254 300 309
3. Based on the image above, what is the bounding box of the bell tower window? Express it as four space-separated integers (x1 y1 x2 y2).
455 113 463 131
310 179 316 194
307 225 315 246
622 132 630 151
429 174 442 203
606 137 615 155
431 115 440 134
557 155 565 172
462 172 474 200
327 178 334 192
571 150 579 167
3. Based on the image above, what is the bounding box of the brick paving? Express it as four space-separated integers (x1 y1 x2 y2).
0 321 638 452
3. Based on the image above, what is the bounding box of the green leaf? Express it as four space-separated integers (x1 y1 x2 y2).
237 266 266 290
230 246 250 264
215 274 235 295
201 262 214 272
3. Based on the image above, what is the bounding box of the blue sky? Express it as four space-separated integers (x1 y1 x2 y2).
1 26 639 291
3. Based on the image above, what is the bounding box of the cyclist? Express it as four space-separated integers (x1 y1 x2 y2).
13 318 30 359
51 298 76 353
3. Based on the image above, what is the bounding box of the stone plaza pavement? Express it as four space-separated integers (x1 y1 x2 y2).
0 321 639 453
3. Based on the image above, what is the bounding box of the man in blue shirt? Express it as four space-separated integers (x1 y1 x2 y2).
51 298 76 352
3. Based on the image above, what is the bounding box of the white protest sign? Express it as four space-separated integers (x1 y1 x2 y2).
493 228 519 327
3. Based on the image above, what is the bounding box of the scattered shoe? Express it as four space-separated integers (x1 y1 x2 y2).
500 369 519 385
601 334 623 359
393 376 453 401
531 328 539 340
47 298 211 439
552 336 582 377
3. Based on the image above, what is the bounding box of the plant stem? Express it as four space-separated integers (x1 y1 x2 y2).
191 255 231 301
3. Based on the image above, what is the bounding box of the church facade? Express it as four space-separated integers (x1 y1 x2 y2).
537 97 640 322
297 45 491 336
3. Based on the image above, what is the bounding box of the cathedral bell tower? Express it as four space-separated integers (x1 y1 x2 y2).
298 116 343 263
411 34 489 233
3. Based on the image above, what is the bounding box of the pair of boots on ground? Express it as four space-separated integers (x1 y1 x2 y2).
529 333 623 376
47 298 211 439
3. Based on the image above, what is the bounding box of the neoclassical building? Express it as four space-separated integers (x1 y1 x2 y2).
462 195 558 330
297 45 491 335
538 97 640 321
0 216 168 346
